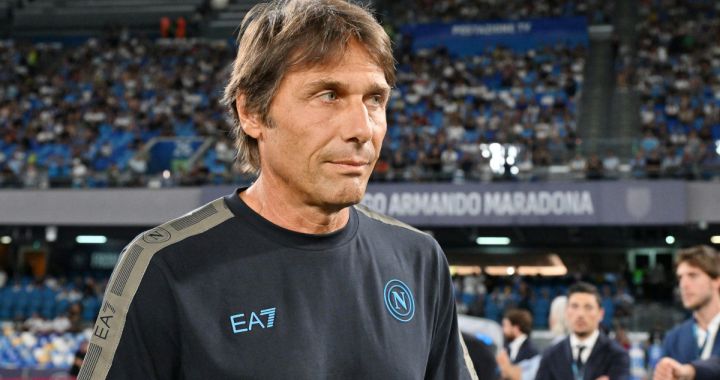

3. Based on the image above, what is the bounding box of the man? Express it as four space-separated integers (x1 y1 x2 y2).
535 282 630 380
502 308 538 364
78 1 476 379
495 308 540 380
660 246 720 364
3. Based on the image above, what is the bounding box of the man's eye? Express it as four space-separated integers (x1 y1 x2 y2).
320 92 337 101
368 95 384 106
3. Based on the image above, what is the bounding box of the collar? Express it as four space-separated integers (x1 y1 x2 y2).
570 329 600 357
695 311 720 358
508 334 528 360
695 311 720 333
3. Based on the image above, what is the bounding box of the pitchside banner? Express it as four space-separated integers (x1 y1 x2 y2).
360 181 686 226
401 17 588 56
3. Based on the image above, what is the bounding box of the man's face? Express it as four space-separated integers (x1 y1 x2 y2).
502 318 519 342
566 292 603 338
677 262 720 311
255 40 390 211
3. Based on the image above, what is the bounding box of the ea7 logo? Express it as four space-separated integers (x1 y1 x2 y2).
230 307 277 334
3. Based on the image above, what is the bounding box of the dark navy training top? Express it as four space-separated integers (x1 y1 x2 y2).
79 189 477 379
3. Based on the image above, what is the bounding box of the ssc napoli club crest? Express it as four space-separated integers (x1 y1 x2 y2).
383 279 415 322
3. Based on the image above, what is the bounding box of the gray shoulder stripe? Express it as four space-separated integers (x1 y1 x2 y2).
459 330 479 380
77 342 102 380
110 245 143 297
169 203 218 231
79 197 234 380
353 204 428 236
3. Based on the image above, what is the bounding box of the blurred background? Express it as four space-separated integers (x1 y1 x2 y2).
0 0 719 378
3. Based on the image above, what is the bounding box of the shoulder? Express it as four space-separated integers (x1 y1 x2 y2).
541 338 568 360
664 319 694 342
524 338 540 353
354 204 428 235
121 197 235 267
353 204 437 246
598 334 628 356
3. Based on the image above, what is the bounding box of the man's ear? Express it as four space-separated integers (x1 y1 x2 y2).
236 95 263 140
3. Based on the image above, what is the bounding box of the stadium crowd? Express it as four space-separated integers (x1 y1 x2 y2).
372 41 586 183
453 272 636 330
375 0 613 26
2 0 720 188
0 31 585 188
0 273 102 370
616 0 720 180
0 36 235 189
1 34 589 187
0 1 704 188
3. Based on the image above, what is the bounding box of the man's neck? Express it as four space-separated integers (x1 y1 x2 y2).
572 329 598 343
240 176 350 234
695 299 720 330
510 334 527 346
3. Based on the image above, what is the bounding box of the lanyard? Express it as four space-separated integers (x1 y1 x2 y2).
571 363 584 380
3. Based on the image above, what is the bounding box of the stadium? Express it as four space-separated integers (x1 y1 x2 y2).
1 0 720 379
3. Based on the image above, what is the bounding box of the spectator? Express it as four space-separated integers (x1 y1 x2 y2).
585 153 604 179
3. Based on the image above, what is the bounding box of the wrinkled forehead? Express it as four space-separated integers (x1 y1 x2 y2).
285 37 390 85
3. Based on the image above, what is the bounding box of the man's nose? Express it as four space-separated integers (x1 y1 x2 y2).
341 98 374 144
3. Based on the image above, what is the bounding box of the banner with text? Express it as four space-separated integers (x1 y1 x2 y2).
361 181 686 226
401 17 588 56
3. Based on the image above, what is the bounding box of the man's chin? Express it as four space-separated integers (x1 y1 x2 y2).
317 184 367 210
574 328 592 338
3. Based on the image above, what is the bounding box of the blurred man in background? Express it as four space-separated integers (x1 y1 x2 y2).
495 308 542 380
661 246 720 363
501 308 538 364
536 282 630 380
654 246 720 380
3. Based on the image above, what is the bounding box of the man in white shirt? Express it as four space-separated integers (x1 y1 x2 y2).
502 308 538 364
535 282 630 380
496 308 540 380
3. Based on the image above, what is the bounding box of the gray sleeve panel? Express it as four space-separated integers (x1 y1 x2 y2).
459 331 479 380
353 203 428 236
77 198 234 380
424 240 478 380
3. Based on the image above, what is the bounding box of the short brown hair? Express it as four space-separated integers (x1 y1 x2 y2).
222 0 396 173
676 245 720 279
567 282 602 308
504 309 533 335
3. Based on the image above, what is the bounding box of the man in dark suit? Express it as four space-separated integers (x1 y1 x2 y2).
535 282 630 380
661 246 720 365
503 308 539 363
